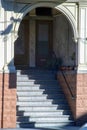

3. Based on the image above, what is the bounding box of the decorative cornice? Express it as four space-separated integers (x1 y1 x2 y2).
67 0 87 2
66 0 79 2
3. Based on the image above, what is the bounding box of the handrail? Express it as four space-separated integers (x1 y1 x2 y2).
61 70 75 99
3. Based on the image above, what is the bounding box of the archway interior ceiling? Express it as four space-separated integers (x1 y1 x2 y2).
5 0 67 4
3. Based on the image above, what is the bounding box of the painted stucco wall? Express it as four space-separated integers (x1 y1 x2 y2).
29 18 36 67
53 14 76 67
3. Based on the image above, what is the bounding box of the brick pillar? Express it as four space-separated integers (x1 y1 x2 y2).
57 71 76 120
0 72 16 128
76 73 87 125
0 74 3 128
57 71 87 126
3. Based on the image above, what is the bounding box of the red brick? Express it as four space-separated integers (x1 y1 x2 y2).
0 73 16 128
57 71 76 119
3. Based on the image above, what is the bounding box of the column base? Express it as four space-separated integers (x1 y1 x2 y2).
77 64 87 73
4 64 16 73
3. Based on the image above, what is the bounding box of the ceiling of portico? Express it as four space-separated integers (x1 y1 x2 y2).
4 0 87 3
5 0 67 4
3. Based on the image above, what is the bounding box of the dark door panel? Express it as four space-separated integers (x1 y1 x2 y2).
36 21 53 68
14 20 29 66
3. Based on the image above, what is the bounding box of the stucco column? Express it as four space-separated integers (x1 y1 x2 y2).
0 3 16 128
3 11 16 73
29 19 36 67
76 3 87 125
78 4 87 72
0 6 5 72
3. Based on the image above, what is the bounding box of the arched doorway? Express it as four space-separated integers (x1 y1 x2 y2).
14 3 78 128
14 6 77 69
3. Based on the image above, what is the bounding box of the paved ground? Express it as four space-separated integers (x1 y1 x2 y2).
2 124 87 130
0 126 81 130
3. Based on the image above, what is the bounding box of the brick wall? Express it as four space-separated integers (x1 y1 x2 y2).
57 71 76 119
0 73 16 128
57 71 87 126
0 70 87 127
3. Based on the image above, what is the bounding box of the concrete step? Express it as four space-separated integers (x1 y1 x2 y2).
17 97 66 102
17 86 42 91
17 80 58 86
17 94 65 100
17 91 44 96
17 79 57 82
17 90 64 97
17 98 67 105
16 69 74 128
17 101 54 106
34 122 74 127
17 84 59 87
16 122 35 128
16 121 74 128
17 70 56 75
17 104 69 110
17 75 55 80
17 86 62 92
17 116 72 122
17 95 47 101
17 106 58 111
17 111 71 116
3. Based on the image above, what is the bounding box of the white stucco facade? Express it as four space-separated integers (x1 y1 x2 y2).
0 0 87 73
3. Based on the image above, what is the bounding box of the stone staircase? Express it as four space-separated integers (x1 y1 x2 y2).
16 69 74 128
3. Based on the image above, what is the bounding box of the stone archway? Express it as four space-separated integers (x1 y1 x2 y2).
13 2 78 68
14 2 78 43
15 3 77 127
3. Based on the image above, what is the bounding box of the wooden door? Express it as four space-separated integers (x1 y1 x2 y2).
36 21 53 68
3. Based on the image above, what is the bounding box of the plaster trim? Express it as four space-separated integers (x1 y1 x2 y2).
13 2 78 43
